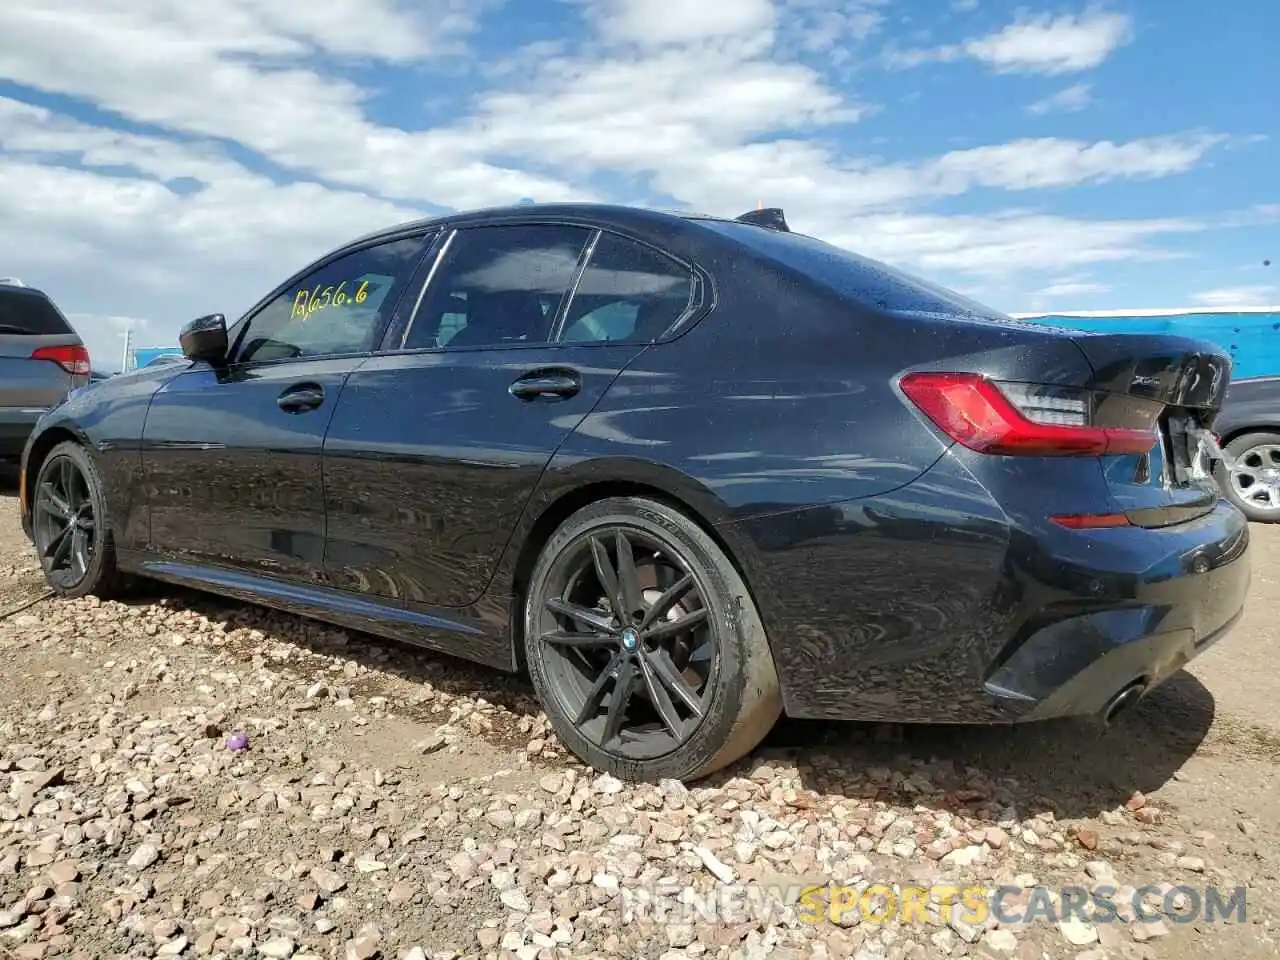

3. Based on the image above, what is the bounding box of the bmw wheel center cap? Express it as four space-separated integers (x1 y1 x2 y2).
621 627 639 651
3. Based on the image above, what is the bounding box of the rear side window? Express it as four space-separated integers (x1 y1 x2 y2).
0 290 74 335
404 224 593 350
560 232 694 343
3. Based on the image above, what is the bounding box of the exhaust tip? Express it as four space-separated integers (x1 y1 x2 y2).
1101 681 1147 725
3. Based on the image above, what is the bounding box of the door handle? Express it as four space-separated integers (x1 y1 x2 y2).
277 383 325 413
509 370 581 401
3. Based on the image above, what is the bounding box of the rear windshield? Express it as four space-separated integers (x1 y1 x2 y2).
0 289 74 335
698 220 1011 322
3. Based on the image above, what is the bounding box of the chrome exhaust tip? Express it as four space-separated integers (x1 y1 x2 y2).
1101 681 1147 725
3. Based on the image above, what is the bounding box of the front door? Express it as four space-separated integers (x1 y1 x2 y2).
322 223 700 610
141 233 431 582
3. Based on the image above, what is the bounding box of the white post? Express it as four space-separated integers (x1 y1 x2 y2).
120 327 132 373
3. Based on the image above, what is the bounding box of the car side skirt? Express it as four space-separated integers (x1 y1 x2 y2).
117 550 516 670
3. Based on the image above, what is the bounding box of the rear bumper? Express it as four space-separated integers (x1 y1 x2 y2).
731 453 1251 724
988 500 1250 720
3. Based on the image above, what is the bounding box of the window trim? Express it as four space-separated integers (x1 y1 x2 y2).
393 221 597 355
395 228 457 351
390 221 716 356
551 227 708 347
224 227 438 368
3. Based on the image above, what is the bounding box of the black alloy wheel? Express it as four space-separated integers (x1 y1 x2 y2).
525 497 782 781
31 442 123 598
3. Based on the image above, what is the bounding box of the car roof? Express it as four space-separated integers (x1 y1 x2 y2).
342 202 756 250
0 279 53 300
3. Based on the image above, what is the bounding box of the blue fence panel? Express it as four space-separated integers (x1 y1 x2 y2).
1019 312 1280 380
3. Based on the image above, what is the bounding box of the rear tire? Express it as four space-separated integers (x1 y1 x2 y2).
31 441 126 598
524 496 782 782
1216 431 1280 522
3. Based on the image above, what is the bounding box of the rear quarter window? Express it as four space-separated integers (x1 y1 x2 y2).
0 290 74 335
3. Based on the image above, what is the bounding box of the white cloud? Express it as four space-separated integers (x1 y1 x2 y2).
780 0 888 52
1027 83 1093 115
967 9 1132 74
1031 278 1112 297
587 0 776 47
1191 285 1280 308
888 8 1133 75
836 210 1199 277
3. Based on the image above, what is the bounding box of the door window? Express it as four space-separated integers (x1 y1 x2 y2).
560 232 694 344
234 235 427 364
403 224 592 350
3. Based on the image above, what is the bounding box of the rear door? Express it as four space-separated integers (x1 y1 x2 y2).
0 287 87 456
322 224 701 609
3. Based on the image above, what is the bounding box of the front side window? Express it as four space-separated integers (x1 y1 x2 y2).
404 224 592 350
560 232 694 344
234 235 428 364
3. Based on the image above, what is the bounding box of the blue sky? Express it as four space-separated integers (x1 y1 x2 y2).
0 0 1276 368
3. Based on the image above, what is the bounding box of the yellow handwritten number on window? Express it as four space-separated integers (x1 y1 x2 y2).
291 279 371 320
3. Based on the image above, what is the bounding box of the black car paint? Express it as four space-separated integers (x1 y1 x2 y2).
20 203 1249 724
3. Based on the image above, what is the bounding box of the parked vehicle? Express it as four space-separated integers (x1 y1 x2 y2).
0 279 90 466
18 203 1250 781
1212 376 1280 521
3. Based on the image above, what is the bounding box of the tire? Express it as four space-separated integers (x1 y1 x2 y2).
30 441 126 598
1215 431 1280 523
523 496 782 782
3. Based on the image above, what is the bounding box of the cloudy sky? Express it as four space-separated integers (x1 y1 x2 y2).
1 0 1276 369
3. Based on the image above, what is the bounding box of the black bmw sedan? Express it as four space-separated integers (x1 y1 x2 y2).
18 203 1250 781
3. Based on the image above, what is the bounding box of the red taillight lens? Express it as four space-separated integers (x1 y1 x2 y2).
31 344 91 376
1050 512 1131 529
899 372 1157 457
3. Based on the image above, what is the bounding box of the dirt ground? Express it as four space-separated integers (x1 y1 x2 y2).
0 484 1276 960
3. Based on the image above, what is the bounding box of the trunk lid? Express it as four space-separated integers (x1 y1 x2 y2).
1070 331 1231 528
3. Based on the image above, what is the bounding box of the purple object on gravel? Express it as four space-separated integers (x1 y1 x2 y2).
226 731 249 751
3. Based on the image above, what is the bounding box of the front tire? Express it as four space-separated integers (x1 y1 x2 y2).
31 441 125 598
524 496 782 782
1216 431 1280 522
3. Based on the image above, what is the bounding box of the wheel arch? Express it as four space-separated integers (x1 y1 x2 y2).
20 424 90 524
502 468 775 674
1219 423 1280 447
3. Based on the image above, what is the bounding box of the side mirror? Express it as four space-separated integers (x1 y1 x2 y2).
179 313 229 365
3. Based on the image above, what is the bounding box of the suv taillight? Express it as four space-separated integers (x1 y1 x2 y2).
32 344 90 376
899 371 1160 457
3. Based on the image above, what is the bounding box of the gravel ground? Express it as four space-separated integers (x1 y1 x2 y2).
1 488 1277 960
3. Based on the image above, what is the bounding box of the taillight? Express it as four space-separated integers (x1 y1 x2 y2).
899 372 1159 457
1050 512 1131 529
31 344 90 376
